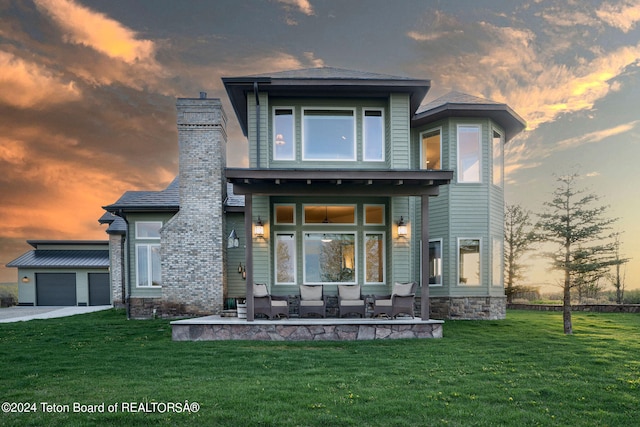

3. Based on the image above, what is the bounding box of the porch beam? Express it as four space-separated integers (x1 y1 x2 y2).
244 194 254 321
230 183 441 197
420 194 430 320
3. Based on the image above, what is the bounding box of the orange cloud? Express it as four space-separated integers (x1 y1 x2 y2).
597 1 640 32
0 51 81 108
34 0 156 64
277 0 314 16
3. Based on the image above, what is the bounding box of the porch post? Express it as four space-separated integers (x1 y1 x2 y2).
420 195 430 320
245 194 254 321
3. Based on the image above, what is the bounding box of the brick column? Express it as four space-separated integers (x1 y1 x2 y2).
161 96 227 315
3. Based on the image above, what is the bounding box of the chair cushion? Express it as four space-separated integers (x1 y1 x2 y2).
341 300 364 306
392 282 414 297
300 285 322 301
300 300 324 306
271 300 287 307
338 285 360 300
253 283 269 298
376 299 392 306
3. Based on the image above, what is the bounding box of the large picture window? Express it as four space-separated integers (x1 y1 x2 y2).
275 234 296 284
302 109 355 161
274 108 295 160
363 109 384 161
458 125 481 182
365 233 385 284
421 129 441 170
459 238 480 286
304 233 356 284
136 244 161 287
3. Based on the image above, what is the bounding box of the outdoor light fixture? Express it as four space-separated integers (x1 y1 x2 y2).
397 216 408 237
238 262 243 274
254 217 264 237
238 263 246 280
22 276 30 283
228 229 239 248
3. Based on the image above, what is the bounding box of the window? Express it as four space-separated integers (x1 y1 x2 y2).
492 237 503 287
302 109 355 161
429 240 442 286
275 234 296 284
304 233 356 284
304 205 355 224
493 129 504 187
365 233 385 283
421 129 441 170
364 205 385 225
363 109 384 161
274 108 295 160
136 244 161 287
458 125 481 182
274 204 295 224
136 221 162 239
459 238 480 286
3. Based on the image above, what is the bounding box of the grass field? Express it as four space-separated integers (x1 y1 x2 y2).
1 309 638 426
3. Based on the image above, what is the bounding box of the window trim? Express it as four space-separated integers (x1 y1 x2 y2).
362 108 385 162
364 232 386 285
428 238 443 287
420 127 442 170
457 237 482 286
135 243 161 288
457 124 482 183
492 127 504 188
273 107 296 161
303 231 357 285
301 107 356 161
135 221 162 240
274 233 297 285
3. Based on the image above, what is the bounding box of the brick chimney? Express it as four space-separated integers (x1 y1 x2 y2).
161 96 227 315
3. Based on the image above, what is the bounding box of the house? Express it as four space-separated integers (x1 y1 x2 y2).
6 240 110 306
103 67 525 320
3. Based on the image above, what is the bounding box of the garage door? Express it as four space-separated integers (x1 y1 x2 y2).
89 273 110 306
36 273 77 306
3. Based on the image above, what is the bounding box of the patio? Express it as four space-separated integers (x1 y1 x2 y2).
171 316 443 341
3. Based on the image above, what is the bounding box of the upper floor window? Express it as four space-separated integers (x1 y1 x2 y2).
135 221 162 239
492 129 504 187
458 125 481 183
273 108 295 160
302 109 355 161
363 109 384 161
421 128 441 170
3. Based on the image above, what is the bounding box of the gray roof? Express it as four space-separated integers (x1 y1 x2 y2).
223 66 431 136
98 212 127 235
413 91 526 141
7 250 109 269
225 182 245 209
103 177 179 212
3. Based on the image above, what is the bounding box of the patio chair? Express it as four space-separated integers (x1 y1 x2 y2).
299 285 327 318
373 281 417 318
253 283 289 319
338 284 365 318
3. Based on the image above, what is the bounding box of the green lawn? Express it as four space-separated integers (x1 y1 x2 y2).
1 309 639 426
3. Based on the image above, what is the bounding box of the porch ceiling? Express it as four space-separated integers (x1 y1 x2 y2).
226 168 453 196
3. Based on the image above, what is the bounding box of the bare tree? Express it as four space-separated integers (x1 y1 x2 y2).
536 174 619 334
504 204 537 303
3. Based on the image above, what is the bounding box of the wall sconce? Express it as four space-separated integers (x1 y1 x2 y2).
397 216 408 237
227 229 239 248
22 276 30 283
254 217 264 237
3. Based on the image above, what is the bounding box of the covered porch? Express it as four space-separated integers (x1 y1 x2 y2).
225 168 453 324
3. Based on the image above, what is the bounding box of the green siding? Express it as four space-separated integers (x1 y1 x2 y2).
389 93 410 168
225 212 246 298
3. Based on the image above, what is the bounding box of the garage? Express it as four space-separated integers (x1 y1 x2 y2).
89 273 111 306
36 273 77 306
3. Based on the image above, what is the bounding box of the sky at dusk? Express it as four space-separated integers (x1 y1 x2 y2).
1 0 639 292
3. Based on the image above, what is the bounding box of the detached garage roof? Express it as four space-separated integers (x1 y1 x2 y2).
6 241 109 269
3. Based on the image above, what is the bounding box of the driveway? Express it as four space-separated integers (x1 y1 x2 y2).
0 305 112 323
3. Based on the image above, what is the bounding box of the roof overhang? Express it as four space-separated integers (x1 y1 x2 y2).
223 76 430 137
412 103 526 142
226 168 453 197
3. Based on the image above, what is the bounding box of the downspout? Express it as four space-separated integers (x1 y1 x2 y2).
253 81 260 168
118 209 131 320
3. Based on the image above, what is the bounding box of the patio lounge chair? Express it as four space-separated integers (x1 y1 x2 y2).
338 284 365 318
299 285 327 318
253 283 289 319
373 281 417 318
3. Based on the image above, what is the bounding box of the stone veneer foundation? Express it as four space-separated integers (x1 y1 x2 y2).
171 317 443 341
